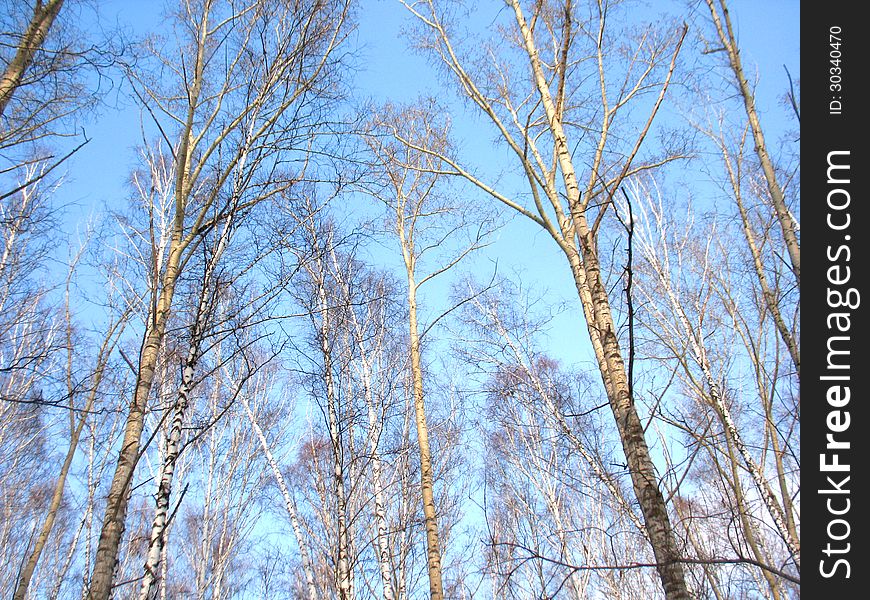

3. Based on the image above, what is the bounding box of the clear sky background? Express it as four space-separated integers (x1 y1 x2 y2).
26 2 799 594
57 0 799 371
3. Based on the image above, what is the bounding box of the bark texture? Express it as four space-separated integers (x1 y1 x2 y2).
0 0 65 118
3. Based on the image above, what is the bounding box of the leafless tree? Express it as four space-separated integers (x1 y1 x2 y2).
12 244 131 600
364 101 490 600
457 279 659 598
627 176 799 595
86 1 350 597
396 1 691 596
699 0 800 288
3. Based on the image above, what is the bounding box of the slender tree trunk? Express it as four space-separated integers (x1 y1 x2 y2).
137 315 203 600
80 426 97 600
87 248 182 600
730 157 800 376
138 204 237 600
88 7 209 594
364 382 395 600
240 392 318 600
396 399 413 600
0 0 64 118
315 273 353 600
13 321 119 600
704 0 800 286
403 266 444 600
332 250 396 600
13 412 89 600
564 242 691 600
353 348 395 600
644 230 801 568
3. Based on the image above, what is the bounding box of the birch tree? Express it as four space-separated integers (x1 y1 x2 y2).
239 370 319 600
397 2 691 596
628 177 799 594
137 207 237 600
459 281 657 598
295 214 357 600
365 102 490 600
87 1 349 597
0 172 64 597
329 246 403 600
700 0 800 288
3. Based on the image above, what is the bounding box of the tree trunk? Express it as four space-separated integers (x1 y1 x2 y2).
364 381 395 600
137 319 202 600
704 0 800 286
13 318 119 600
240 392 318 600
316 275 354 600
0 0 64 118
13 423 84 600
87 248 182 600
405 269 444 600
565 241 691 600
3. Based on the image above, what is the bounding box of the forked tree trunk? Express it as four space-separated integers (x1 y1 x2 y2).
503 3 692 595
506 2 692 594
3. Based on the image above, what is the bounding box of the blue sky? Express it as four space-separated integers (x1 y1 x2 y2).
57 0 799 370
29 1 799 594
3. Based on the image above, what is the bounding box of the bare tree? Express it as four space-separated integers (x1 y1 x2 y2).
700 0 800 287
365 101 490 600
628 176 799 593
239 370 319 600
86 1 349 597
308 223 355 600
458 280 658 598
396 2 691 596
12 244 131 600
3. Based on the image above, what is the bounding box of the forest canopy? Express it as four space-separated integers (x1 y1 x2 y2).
1 1 799 599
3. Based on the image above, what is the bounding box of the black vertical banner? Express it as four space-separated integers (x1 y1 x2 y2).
803 2 867 597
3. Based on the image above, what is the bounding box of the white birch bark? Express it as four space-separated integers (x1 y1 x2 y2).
329 249 396 600
238 390 318 600
306 231 354 600
635 190 800 569
138 215 234 600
